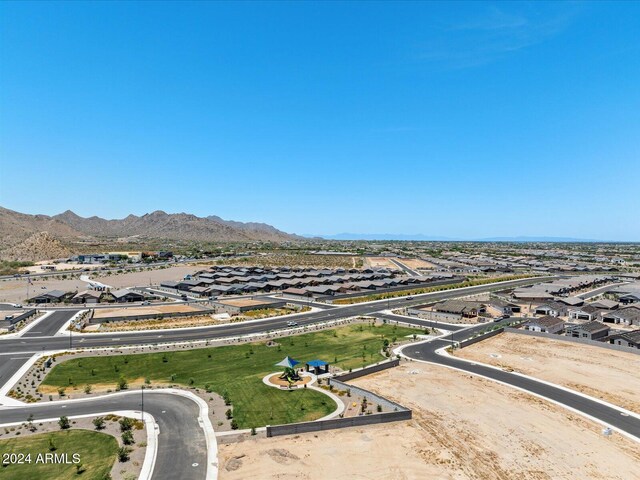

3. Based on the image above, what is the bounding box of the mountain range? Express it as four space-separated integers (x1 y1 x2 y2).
0 206 301 252
309 233 603 242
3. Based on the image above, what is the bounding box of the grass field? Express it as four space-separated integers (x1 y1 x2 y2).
0 430 118 480
41 324 419 428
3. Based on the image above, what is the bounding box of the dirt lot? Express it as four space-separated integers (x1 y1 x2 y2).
0 264 198 303
218 363 640 480
400 258 436 269
456 331 640 413
92 304 203 319
91 265 200 288
364 257 400 269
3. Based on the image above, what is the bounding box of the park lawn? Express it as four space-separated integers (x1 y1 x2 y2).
0 429 118 480
41 324 420 428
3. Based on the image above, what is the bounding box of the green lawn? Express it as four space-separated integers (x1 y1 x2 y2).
42 324 419 428
0 429 118 480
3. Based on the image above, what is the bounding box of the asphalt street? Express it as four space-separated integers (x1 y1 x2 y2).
0 391 208 480
389 258 420 277
5 275 636 478
404 325 640 440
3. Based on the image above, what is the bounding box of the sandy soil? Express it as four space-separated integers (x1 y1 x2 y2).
91 265 199 288
400 258 436 269
364 257 399 269
0 265 198 303
0 278 86 303
92 304 202 319
218 363 640 480
456 331 640 413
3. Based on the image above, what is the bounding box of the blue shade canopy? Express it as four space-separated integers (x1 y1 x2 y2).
306 360 328 367
275 356 300 368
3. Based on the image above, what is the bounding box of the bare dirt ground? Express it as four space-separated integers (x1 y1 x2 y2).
0 278 85 304
364 257 399 269
456 331 640 413
92 304 202 319
400 258 436 269
218 363 640 480
0 265 198 303
91 265 199 288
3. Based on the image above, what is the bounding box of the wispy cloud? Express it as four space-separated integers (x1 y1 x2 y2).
414 4 582 69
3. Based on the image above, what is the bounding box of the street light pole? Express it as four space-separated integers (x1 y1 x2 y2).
141 385 145 422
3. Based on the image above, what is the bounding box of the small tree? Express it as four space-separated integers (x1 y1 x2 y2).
58 416 70 430
93 417 105 430
48 436 57 451
84 384 92 394
225 408 233 420
121 430 134 445
117 446 130 462
117 376 128 390
230 419 238 430
119 417 135 432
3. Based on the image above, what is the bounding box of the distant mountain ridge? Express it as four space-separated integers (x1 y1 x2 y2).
309 233 606 242
0 206 301 251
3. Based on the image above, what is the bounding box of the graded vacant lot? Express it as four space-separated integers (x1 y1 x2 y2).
456 331 640 413
0 429 118 480
91 265 200 288
398 258 436 269
219 363 640 480
92 304 203 319
364 256 399 269
40 324 419 428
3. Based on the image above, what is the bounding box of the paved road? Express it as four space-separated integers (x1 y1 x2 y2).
402 324 640 441
0 278 548 357
389 259 420 277
20 310 75 338
0 391 208 480
373 311 467 332
9 275 612 478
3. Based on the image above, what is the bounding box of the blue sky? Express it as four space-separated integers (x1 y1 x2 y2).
1 1 639 240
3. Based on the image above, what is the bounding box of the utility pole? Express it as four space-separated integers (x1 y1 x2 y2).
69 325 72 349
141 385 145 422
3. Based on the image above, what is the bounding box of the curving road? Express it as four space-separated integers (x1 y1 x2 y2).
400 322 640 441
6 275 638 478
0 391 209 480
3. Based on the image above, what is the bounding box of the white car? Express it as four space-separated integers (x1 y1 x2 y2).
286 321 298 327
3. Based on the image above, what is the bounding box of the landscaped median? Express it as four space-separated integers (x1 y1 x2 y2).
35 324 421 430
331 274 543 305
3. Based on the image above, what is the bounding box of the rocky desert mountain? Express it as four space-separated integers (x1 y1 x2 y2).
1 231 73 262
0 207 301 258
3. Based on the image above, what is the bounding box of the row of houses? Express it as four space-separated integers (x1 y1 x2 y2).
522 317 640 349
29 288 147 304
532 301 640 326
512 275 617 301
161 265 457 298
